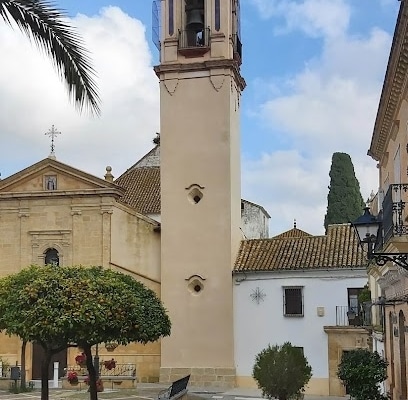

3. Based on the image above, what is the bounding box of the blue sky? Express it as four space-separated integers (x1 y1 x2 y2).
0 0 400 235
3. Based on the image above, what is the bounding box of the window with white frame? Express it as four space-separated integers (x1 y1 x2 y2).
283 286 304 316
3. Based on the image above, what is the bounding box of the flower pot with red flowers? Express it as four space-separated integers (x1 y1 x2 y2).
75 352 87 367
85 376 104 392
103 358 116 370
67 370 79 385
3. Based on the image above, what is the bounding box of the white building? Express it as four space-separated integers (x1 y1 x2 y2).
233 224 370 396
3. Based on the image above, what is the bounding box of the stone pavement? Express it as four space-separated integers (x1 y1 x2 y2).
0 383 349 400
139 383 348 400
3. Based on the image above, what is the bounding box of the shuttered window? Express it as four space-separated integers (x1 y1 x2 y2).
283 287 303 316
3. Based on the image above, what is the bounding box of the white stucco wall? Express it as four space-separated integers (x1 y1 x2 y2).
241 201 269 239
233 269 367 383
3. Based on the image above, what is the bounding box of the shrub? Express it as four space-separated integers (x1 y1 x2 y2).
337 348 388 400
253 342 312 400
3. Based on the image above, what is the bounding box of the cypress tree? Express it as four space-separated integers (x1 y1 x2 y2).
324 152 365 231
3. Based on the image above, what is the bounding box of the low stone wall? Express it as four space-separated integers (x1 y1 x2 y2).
0 378 13 390
160 367 236 388
61 376 136 390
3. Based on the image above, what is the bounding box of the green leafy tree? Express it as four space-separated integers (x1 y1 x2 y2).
0 265 171 400
337 348 388 400
324 152 365 230
0 0 100 114
253 342 312 400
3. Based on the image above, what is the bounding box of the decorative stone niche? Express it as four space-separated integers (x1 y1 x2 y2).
185 274 206 295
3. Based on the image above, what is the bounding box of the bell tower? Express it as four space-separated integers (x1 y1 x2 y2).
154 0 245 387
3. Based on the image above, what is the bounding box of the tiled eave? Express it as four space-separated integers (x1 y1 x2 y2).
369 2 408 162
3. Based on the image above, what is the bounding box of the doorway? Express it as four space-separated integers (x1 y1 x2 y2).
32 343 67 380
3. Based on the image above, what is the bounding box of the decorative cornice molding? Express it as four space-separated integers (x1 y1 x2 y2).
369 2 408 161
154 59 246 91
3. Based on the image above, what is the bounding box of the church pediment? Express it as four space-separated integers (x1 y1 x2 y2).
0 158 123 196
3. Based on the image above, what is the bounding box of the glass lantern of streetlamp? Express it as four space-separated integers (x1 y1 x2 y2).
352 207 380 246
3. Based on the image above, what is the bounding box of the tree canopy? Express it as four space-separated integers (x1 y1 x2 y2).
0 0 100 114
338 348 388 400
0 265 171 400
324 152 365 230
253 342 312 400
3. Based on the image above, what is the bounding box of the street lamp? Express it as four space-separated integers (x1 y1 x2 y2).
352 207 408 269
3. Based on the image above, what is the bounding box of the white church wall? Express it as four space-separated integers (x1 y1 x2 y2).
233 269 367 394
241 200 269 239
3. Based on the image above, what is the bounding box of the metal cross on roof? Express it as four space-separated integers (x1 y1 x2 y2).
45 125 61 156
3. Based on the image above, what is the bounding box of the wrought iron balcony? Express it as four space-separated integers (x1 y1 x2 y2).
336 305 372 327
382 183 408 244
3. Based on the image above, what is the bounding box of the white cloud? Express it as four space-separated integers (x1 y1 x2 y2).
250 0 351 38
244 5 392 236
0 6 159 180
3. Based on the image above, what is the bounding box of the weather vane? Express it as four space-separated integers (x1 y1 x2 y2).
45 125 61 156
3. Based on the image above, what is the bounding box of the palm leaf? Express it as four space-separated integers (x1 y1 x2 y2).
0 0 100 115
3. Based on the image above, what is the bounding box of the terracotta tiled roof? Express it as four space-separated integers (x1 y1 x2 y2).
272 227 312 239
115 167 160 214
234 224 366 272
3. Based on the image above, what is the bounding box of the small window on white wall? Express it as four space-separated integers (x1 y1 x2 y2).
283 287 303 317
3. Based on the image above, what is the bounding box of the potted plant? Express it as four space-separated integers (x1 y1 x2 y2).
358 286 371 303
103 358 116 370
67 370 79 385
75 352 87 367
84 376 104 392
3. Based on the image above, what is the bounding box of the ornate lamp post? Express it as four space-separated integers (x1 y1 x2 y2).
352 207 408 269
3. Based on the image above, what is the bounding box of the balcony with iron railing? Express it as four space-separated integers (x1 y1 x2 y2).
382 183 408 245
335 304 372 327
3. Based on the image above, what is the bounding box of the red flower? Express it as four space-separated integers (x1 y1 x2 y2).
75 352 86 365
67 370 78 384
103 358 116 370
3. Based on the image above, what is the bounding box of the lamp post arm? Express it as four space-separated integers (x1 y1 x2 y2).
370 253 408 269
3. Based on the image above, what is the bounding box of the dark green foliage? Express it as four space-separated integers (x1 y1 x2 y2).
324 152 365 230
253 342 312 400
337 349 388 400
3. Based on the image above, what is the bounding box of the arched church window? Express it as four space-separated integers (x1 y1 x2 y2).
185 0 205 47
45 248 59 266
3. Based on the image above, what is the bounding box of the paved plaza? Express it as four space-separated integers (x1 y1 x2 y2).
0 383 348 400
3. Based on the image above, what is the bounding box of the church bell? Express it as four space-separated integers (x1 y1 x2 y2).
186 9 204 32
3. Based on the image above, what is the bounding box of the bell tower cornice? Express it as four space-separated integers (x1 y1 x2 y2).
154 59 246 91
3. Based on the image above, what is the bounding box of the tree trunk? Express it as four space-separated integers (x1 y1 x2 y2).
20 340 27 389
83 344 98 400
40 348 52 400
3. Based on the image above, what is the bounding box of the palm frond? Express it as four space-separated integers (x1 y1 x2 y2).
0 0 100 115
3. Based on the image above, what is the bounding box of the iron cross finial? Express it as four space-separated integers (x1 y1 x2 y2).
45 125 61 156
